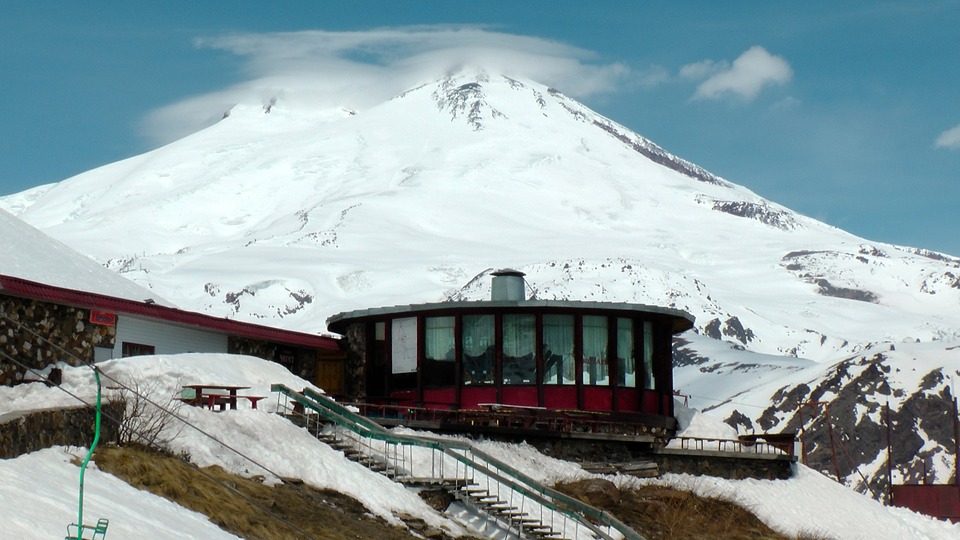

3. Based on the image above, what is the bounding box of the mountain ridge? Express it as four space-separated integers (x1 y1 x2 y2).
3 70 959 500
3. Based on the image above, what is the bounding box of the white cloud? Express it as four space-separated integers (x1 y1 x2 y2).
935 124 960 150
679 59 724 80
141 27 639 145
686 46 793 101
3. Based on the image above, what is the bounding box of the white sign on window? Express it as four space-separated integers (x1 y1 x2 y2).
391 317 418 374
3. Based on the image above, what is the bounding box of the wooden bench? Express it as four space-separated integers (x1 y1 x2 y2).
241 395 266 409
65 517 109 539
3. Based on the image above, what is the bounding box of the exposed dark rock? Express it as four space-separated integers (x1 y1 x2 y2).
702 317 755 346
431 74 507 131
731 352 957 501
858 245 888 258
814 279 879 303
590 119 728 186
709 200 799 230
724 410 754 433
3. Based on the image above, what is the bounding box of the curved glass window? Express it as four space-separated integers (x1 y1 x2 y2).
616 318 636 387
502 314 536 384
581 315 609 385
424 316 455 387
391 317 418 374
542 314 575 385
643 321 655 390
462 314 495 384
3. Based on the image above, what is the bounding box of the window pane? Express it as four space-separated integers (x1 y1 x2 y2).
502 314 536 384
462 314 495 385
542 315 574 385
581 316 608 385
424 317 455 387
617 318 636 387
643 321 655 390
121 342 155 357
425 317 455 361
391 317 418 374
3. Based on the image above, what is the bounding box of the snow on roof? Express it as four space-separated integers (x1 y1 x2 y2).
0 208 173 306
0 274 337 350
0 210 335 349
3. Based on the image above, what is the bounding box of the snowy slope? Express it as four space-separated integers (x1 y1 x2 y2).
2 69 959 501
4 71 958 357
0 354 956 539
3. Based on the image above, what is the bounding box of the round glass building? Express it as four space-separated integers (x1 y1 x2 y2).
327 270 695 433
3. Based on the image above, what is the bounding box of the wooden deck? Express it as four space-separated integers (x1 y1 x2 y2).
347 401 676 445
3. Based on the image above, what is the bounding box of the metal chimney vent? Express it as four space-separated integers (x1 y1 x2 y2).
491 268 526 301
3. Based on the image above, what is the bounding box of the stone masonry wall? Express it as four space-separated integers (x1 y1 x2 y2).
0 401 124 459
0 295 116 385
342 322 367 401
228 337 317 382
652 449 795 480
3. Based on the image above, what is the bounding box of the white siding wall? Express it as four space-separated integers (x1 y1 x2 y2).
95 315 229 361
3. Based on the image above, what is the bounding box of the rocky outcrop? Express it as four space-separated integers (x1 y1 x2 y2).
717 350 958 501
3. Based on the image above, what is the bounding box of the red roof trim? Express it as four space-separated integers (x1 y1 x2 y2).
0 274 339 351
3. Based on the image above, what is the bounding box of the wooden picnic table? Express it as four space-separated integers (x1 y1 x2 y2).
181 384 265 411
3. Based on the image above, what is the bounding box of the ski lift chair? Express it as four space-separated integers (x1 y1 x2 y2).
65 517 109 539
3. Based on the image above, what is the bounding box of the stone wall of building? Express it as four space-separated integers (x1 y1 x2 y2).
0 296 116 385
0 401 124 459
652 449 796 480
228 337 317 382
342 322 367 401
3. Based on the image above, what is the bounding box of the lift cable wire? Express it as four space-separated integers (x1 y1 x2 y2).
0 349 318 540
0 314 318 540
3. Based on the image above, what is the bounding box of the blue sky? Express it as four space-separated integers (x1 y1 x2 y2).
2 1 959 255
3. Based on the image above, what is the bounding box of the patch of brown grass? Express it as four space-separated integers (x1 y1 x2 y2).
555 479 833 540
94 445 429 540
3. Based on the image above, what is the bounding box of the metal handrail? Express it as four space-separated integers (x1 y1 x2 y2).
273 384 645 540
672 436 793 456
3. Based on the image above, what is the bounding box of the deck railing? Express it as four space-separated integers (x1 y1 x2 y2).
272 384 646 540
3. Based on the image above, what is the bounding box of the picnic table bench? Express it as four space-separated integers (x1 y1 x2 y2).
179 384 266 411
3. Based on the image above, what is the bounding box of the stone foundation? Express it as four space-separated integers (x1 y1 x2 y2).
0 401 124 459
228 336 318 382
652 448 796 480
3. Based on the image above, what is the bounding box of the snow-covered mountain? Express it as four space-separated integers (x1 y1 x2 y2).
3 69 959 498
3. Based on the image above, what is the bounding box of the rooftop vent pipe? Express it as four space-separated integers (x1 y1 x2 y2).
491 269 526 301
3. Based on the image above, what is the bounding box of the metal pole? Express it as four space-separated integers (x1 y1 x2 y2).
823 403 841 483
797 402 808 466
75 368 103 540
953 397 959 491
885 402 894 505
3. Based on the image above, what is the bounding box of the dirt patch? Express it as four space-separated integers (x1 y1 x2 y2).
555 479 831 540
93 445 440 540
